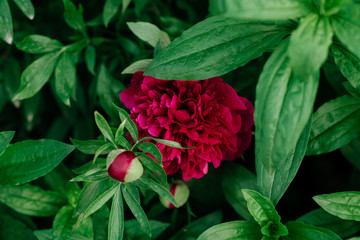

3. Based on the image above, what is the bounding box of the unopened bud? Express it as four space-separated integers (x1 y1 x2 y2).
107 150 143 183
160 180 190 209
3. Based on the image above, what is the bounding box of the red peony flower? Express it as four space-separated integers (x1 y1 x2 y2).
120 72 254 181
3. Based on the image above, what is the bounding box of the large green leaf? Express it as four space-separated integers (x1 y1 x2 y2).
0 139 74 185
255 39 319 173
122 184 151 236
170 211 222 240
127 22 171 48
331 45 360 91
108 185 124 240
209 0 311 20
52 205 76 240
331 4 360 60
103 0 121 27
0 184 66 216
63 0 86 35
313 191 360 221
283 221 342 240
221 163 256 220
257 119 311 205
0 130 15 156
298 208 360 238
13 52 60 101
12 0 34 20
55 52 77 106
0 0 13 44
16 35 63 54
306 95 360 155
145 15 287 80
197 221 262 240
288 14 333 77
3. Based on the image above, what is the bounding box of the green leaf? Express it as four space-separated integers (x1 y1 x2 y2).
211 0 311 20
197 220 262 240
113 105 138 142
298 208 360 238
85 45 96 75
255 39 319 173
136 142 162 163
0 139 74 185
114 119 127 145
313 191 360 221
135 176 176 206
137 154 167 185
306 95 360 155
257 118 311 205
73 179 110 217
283 221 342 240
16 35 63 54
288 14 333 77
331 4 360 60
94 111 116 147
108 185 124 240
52 205 76 240
63 0 86 35
127 22 171 48
70 169 108 182
0 214 36 240
121 59 152 74
145 16 287 80
0 184 66 217
93 142 114 164
103 0 121 27
55 52 77 106
139 136 191 149
331 45 360 91
0 0 13 44
72 158 106 175
242 189 284 230
33 229 53 240
78 183 118 222
122 184 151 236
0 130 15 156
12 0 34 20
170 211 222 240
13 51 60 101
70 139 109 155
221 163 256 221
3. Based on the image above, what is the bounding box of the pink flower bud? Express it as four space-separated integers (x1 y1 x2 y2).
107 150 143 183
160 180 190 209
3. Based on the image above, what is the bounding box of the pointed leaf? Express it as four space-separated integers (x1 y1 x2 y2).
63 0 86 35
313 191 360 221
288 14 333 77
0 0 13 44
121 59 152 74
137 154 167 185
145 16 287 80
53 205 76 240
306 95 360 155
13 52 60 101
257 119 311 205
197 221 262 240
12 0 34 20
135 177 176 206
0 139 74 185
16 35 63 54
108 185 124 240
122 184 151 236
136 142 162 163
127 22 171 47
103 0 121 27
0 184 66 217
94 111 116 146
113 105 138 142
85 45 96 74
255 39 319 173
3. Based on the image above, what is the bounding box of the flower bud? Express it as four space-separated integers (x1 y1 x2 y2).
160 180 190 209
107 150 143 183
